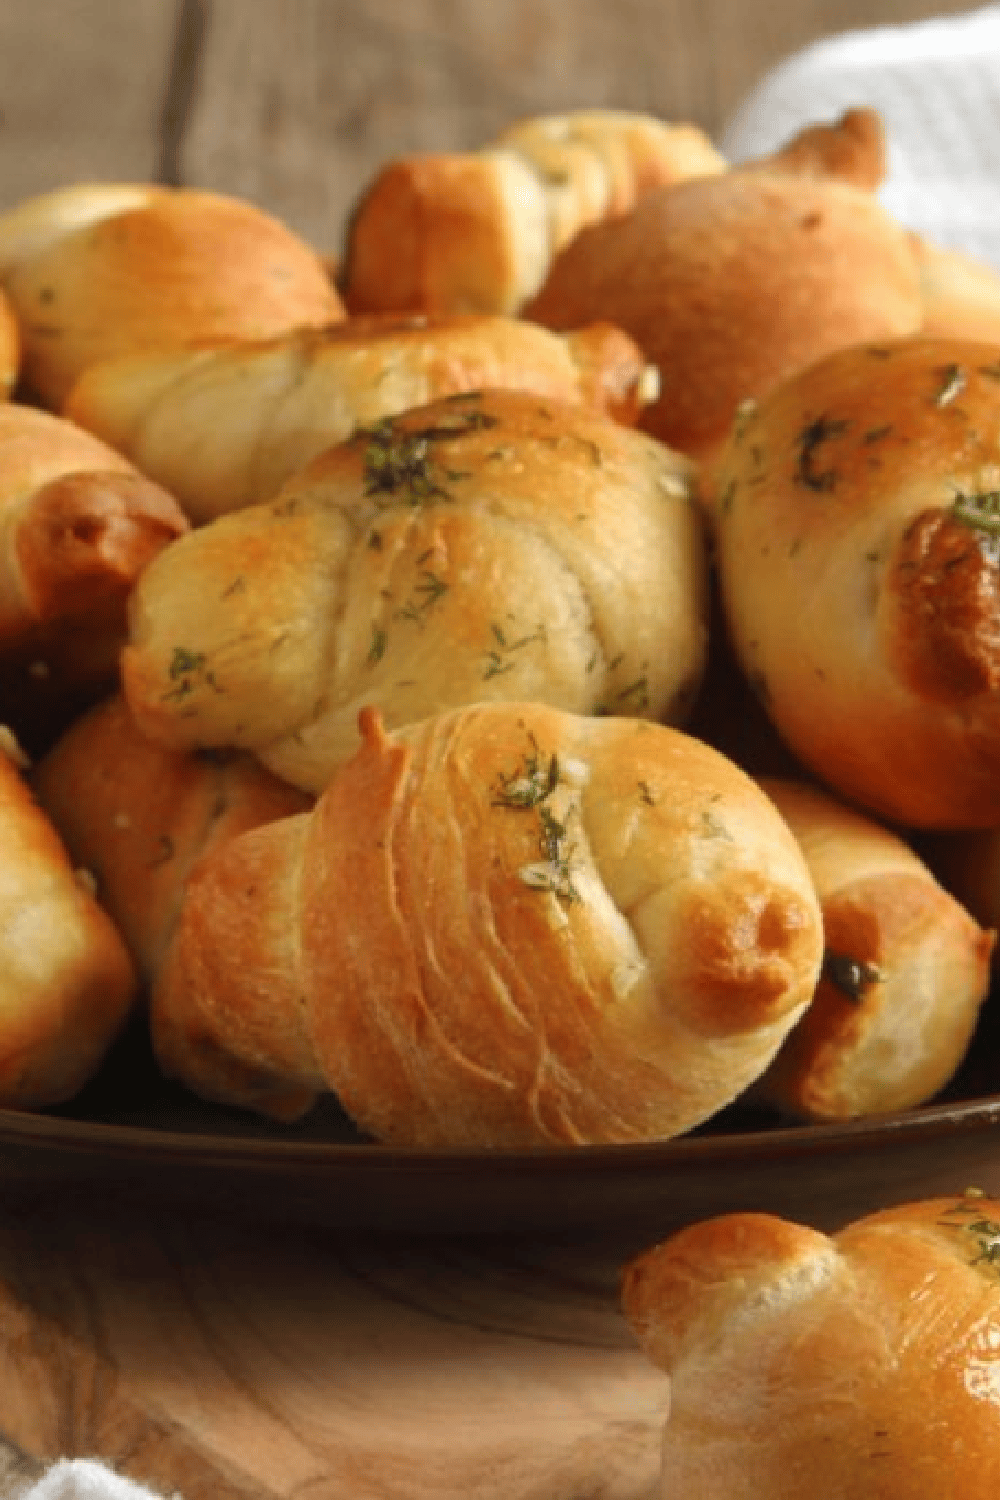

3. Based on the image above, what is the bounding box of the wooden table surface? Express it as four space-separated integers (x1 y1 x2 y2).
0 2 984 1495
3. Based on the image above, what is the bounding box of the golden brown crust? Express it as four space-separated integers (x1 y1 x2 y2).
14 469 185 621
0 402 188 750
0 182 156 278
0 288 18 400
525 170 922 467
120 388 709 792
342 111 725 318
64 314 657 522
912 233 1000 342
152 702 824 1139
152 812 322 1120
342 153 551 318
0 184 342 407
621 1194 1000 1498
743 106 886 191
711 335 1000 827
887 507 1000 701
32 692 311 985
0 743 136 1107
755 777 993 1120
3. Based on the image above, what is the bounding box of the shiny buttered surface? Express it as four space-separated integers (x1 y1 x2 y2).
0 103 998 1144
120 388 710 791
151 702 824 1141
64 315 658 522
711 335 1000 828
622 1194 1000 1498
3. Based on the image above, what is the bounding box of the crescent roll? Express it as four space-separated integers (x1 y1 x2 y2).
621 1194 1000 1499
342 109 725 317
755 776 993 1121
32 692 312 985
0 402 188 750
912 235 1000 343
711 334 1000 828
0 182 342 407
64 314 658 522
120 387 709 793
525 119 921 467
151 702 824 1138
0 288 18 400
0 733 136 1108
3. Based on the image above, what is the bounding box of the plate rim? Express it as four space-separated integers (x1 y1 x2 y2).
5 1088 1000 1173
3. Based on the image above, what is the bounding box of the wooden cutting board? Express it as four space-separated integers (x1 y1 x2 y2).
0 1199 668 1499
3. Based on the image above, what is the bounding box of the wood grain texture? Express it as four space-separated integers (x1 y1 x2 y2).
177 0 978 250
0 0 179 204
0 1204 668 1499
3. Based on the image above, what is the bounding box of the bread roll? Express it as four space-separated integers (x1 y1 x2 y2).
120 387 709 793
0 731 136 1108
912 234 1000 342
152 701 824 1137
0 182 342 407
342 110 725 317
0 402 188 750
32 692 312 985
0 287 18 400
65 314 658 522
621 1193 1000 1498
525 122 922 467
711 334 1000 828
740 104 886 192
755 776 993 1121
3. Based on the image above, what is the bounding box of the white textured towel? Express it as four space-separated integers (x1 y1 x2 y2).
10 9 1000 1500
15 1462 169 1500
721 3 1000 266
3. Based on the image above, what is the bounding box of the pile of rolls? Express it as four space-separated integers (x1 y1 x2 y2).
0 103 998 1147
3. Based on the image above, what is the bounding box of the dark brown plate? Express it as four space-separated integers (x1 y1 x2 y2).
5 1013 1000 1238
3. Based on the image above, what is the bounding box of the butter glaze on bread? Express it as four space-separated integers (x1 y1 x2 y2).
121 388 709 792
911 234 1000 342
152 702 824 1139
0 183 342 407
621 1194 1000 1498
0 402 188 749
0 737 136 1107
526 143 921 466
342 110 725 317
0 288 17 400
756 776 993 1121
32 693 312 985
711 335 1000 828
64 314 657 521
741 105 886 191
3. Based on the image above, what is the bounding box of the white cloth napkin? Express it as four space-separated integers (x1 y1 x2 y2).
721 3 1000 268
14 1462 170 1500
9 9 1000 1500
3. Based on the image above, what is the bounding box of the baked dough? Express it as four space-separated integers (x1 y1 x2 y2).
0 732 136 1107
342 110 725 317
0 401 188 751
152 701 825 1138
64 314 657 521
32 692 312 985
120 387 709 792
711 334 1000 828
622 1193 1000 1498
526 116 921 467
0 182 342 406
0 288 17 401
756 776 993 1120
